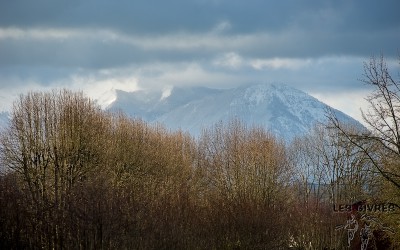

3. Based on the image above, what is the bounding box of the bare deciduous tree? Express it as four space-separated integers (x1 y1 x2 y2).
328 56 400 190
0 90 109 248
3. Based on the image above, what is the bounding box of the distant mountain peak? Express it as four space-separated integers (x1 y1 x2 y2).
106 83 362 141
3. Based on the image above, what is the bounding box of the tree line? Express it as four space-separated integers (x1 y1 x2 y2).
0 57 399 249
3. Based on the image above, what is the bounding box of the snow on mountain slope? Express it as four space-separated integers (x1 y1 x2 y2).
107 83 361 141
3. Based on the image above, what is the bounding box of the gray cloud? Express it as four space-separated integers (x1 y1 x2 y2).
1 0 399 69
1 25 398 71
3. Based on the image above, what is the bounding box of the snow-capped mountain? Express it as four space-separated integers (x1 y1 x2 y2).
107 83 361 141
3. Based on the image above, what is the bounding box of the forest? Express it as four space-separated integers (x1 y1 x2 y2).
0 57 399 249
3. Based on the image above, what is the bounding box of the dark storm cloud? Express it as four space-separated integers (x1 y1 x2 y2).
1 0 399 34
0 0 218 34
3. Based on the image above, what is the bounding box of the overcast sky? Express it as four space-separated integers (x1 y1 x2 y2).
1 0 399 121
